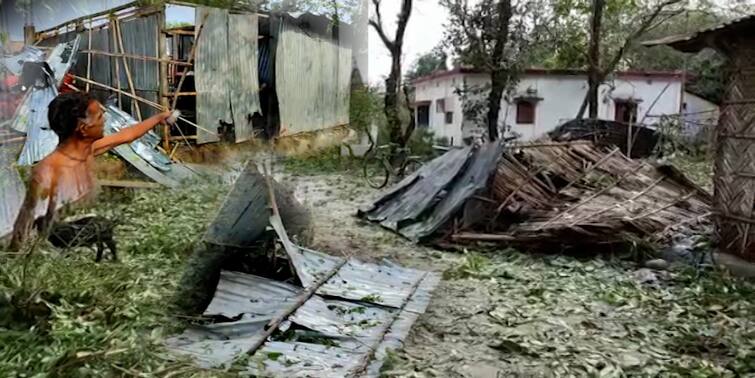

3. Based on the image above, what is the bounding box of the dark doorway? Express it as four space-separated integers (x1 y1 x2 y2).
417 105 430 127
615 100 638 124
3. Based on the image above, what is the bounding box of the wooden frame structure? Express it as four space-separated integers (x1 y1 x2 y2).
644 15 755 262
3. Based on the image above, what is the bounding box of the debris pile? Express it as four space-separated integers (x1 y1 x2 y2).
167 162 439 376
360 141 711 253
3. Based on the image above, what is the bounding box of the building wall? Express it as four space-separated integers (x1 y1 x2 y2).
412 72 684 145
682 92 719 141
412 74 465 144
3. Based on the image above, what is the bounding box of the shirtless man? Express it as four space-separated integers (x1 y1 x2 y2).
9 92 176 250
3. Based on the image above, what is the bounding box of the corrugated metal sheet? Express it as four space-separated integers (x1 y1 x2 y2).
359 142 506 242
276 22 351 135
0 145 25 238
0 46 46 75
167 167 440 376
362 147 472 231
104 104 195 187
195 7 230 144
248 341 363 376
16 86 58 165
16 37 81 165
642 15 755 52
195 8 260 144
258 42 273 87
117 14 160 119
228 13 261 142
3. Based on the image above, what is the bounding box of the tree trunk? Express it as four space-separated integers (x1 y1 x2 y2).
401 84 416 145
384 52 403 149
484 0 512 142
583 0 605 120
487 70 505 141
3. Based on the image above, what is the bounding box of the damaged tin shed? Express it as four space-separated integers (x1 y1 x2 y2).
31 1 357 149
167 162 439 376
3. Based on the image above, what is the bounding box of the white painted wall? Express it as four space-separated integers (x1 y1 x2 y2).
412 71 685 145
413 74 465 145
682 92 719 140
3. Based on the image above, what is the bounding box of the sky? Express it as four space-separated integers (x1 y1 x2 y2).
367 0 448 85
0 0 445 86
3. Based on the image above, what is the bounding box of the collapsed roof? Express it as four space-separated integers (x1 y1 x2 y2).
166 162 439 376
360 140 711 253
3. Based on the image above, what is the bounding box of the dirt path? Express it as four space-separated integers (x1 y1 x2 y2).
282 172 754 378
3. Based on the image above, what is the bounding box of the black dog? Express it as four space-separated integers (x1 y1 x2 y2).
48 216 118 262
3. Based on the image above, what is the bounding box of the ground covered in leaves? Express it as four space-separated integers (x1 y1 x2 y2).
283 157 754 378
0 179 229 377
0 152 752 377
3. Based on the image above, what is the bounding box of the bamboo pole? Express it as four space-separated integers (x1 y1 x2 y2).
560 147 621 193
628 192 696 222
157 6 170 152
110 18 123 108
68 76 216 136
86 22 92 92
114 18 143 121
566 175 666 227
171 14 207 111
537 162 645 230
80 49 192 66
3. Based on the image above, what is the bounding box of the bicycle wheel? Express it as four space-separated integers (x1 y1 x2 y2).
363 156 391 189
400 158 423 177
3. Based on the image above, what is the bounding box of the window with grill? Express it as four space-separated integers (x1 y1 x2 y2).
445 111 453 124
516 101 535 124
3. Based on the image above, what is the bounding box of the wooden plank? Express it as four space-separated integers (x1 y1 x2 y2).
98 179 161 189
158 7 170 151
451 233 516 242
80 49 192 66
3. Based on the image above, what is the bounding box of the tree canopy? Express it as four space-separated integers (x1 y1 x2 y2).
405 45 448 81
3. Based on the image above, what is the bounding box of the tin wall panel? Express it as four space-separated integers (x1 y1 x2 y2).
195 7 230 144
228 13 261 142
276 24 351 135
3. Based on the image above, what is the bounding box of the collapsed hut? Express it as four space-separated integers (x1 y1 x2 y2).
359 140 711 253
644 15 755 262
0 1 361 240
30 1 356 147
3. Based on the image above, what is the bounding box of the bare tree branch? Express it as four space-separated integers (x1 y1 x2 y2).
369 0 394 50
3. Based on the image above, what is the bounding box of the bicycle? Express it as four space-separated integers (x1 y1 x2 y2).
362 143 422 189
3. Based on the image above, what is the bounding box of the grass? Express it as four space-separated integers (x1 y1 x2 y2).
0 179 229 377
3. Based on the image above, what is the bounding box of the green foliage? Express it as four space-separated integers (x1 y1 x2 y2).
406 127 436 158
281 145 362 175
349 86 382 137
405 45 448 81
444 251 516 280
0 180 227 377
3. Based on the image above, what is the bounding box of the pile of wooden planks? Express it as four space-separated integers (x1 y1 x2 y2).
448 142 712 251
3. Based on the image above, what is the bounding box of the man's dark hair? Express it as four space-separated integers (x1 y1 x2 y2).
48 92 93 141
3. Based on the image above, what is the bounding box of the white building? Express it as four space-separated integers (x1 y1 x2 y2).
411 68 715 145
